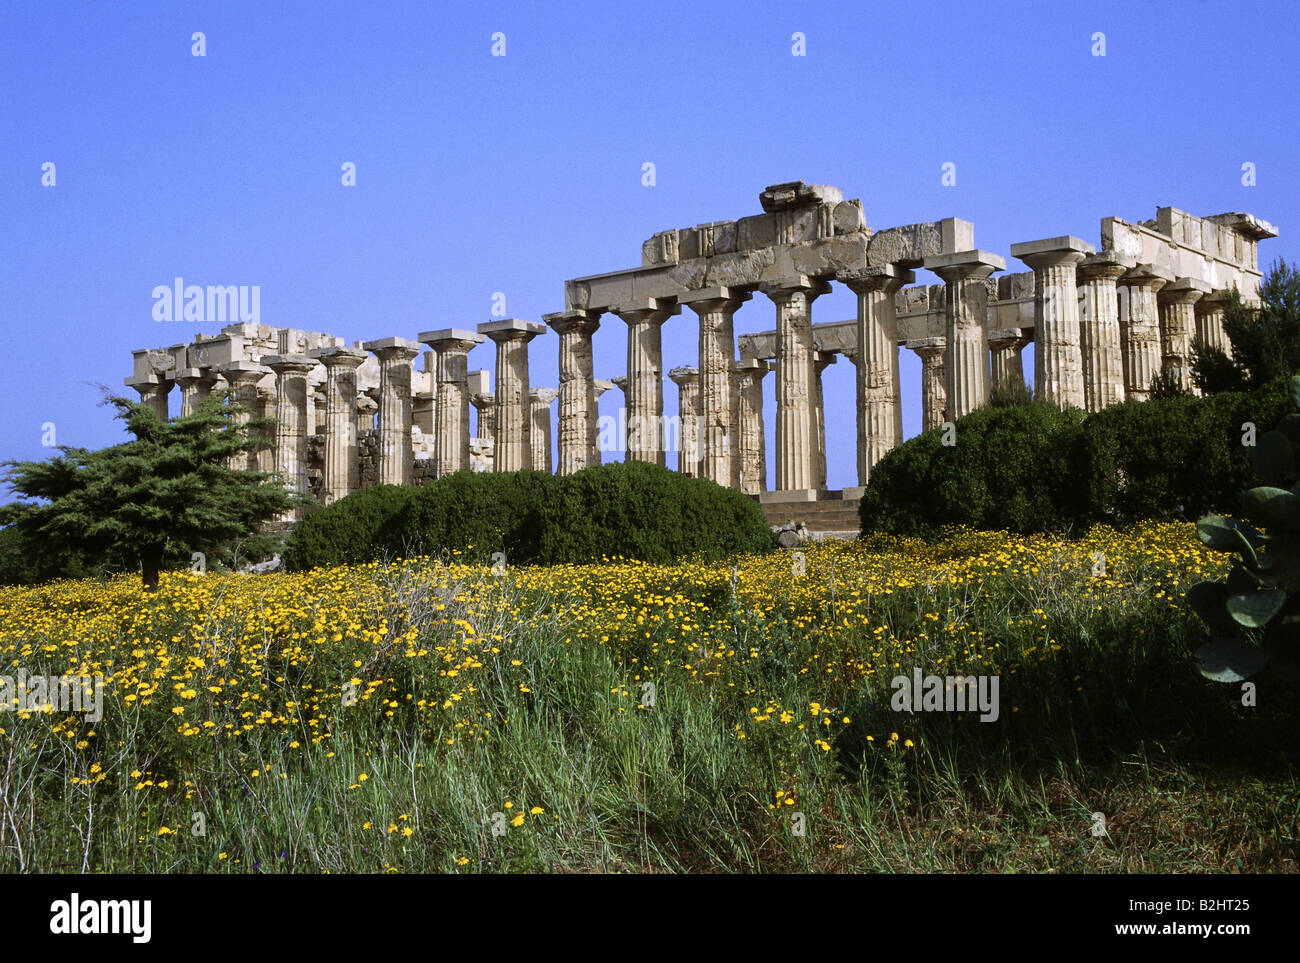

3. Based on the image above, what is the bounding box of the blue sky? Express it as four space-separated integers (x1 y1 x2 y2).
2 0 1296 492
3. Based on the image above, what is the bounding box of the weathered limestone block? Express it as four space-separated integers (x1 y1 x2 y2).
868 219 974 268
1076 250 1135 411
419 329 485 478
925 251 1003 420
759 276 830 493
543 309 602 475
1117 263 1174 402
1011 236 1094 410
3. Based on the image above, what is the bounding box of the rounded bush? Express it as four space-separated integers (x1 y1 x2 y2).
281 484 416 571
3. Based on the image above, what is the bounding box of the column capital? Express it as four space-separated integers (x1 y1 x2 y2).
471 391 495 407
543 309 602 335
124 373 162 390
531 387 559 405
680 286 754 311
733 358 768 375
987 328 1031 350
1009 236 1095 270
1077 249 1136 282
668 365 699 387
310 345 368 369
1196 288 1236 311
610 298 681 324
175 367 204 387
840 264 915 294
812 351 837 370
906 336 948 359
592 378 615 398
263 354 316 375
610 375 628 392
479 318 547 344
362 337 422 361
1119 262 1175 290
217 360 270 385
1158 277 1212 305
419 328 486 352
923 250 1005 282
756 276 831 301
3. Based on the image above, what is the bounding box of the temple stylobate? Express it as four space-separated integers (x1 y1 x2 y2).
125 180 1277 531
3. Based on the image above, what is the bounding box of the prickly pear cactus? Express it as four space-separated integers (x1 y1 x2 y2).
1188 374 1300 681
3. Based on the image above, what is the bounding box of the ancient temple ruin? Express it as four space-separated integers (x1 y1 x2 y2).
125 181 1277 529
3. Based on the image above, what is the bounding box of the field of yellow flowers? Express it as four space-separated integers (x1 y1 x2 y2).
0 522 1294 873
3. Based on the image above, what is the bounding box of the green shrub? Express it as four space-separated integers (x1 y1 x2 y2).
1084 379 1291 526
284 462 775 571
281 484 416 571
859 403 1090 539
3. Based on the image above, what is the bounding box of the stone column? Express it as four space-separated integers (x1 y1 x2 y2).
811 352 836 492
310 346 367 504
1117 263 1174 401
530 388 558 474
987 330 1031 390
1076 250 1134 411
908 338 948 432
216 362 270 471
419 329 485 478
1196 289 1234 358
733 359 768 495
362 337 422 486
175 369 208 416
471 392 495 443
264 354 314 519
591 380 615 466
758 277 830 493
480 319 546 473
842 265 912 488
924 252 1003 420
1159 278 1211 394
682 287 752 488
543 310 602 476
126 375 171 421
1010 237 1093 410
668 365 701 476
611 298 679 466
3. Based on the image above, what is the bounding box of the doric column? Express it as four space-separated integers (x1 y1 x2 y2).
310 346 367 503
682 286 752 488
126 375 171 421
733 359 768 494
757 277 830 493
1117 263 1174 401
216 362 270 471
471 392 495 443
908 338 948 432
1196 289 1234 358
543 309 602 475
1159 278 1211 394
668 365 701 476
362 337 422 486
611 298 679 466
175 368 208 416
811 352 836 491
1010 237 1093 410
264 354 314 518
987 329 1031 391
479 319 546 473
842 265 912 487
924 251 1004 420
419 329 486 478
1076 250 1134 411
530 388 558 474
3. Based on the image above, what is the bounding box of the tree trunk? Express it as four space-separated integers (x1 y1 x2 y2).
141 551 162 591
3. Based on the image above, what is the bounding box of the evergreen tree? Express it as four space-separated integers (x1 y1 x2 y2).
0 391 299 588
1193 258 1300 394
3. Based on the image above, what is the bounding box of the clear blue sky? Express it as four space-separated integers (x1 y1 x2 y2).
3 0 1296 493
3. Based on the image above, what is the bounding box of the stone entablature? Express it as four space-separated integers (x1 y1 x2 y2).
126 181 1277 510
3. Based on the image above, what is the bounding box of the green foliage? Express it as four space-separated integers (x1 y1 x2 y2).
1148 365 1191 400
0 392 295 587
988 377 1035 409
1187 374 1300 682
858 403 1090 539
1083 381 1291 526
279 484 417 570
284 461 776 571
1193 259 1300 394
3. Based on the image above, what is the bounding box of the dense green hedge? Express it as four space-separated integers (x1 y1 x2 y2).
859 379 1294 538
858 403 1090 538
284 461 775 571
